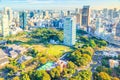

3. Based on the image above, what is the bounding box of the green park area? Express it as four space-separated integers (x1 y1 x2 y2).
47 45 72 56
6 28 72 57
31 44 72 57
0 28 114 80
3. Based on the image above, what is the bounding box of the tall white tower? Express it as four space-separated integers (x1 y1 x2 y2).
64 16 76 46
4 7 13 23
1 14 9 37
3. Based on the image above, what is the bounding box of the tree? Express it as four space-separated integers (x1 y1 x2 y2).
21 74 30 80
68 50 91 67
71 70 92 80
101 59 109 67
13 76 20 80
10 59 18 66
0 78 4 80
97 72 111 80
76 29 88 35
100 40 107 46
112 77 119 80
95 40 107 47
69 50 81 62
114 66 120 78
80 36 89 43
39 57 47 64
80 47 94 56
67 61 76 69
28 48 38 57
62 62 76 78
89 39 96 48
62 68 68 78
30 28 63 43
79 70 92 80
3 64 18 74
19 63 25 70
50 67 60 79
118 54 120 60
82 54 91 62
34 70 51 80
93 72 98 80
96 66 112 75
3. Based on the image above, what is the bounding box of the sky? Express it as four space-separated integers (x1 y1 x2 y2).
0 0 120 10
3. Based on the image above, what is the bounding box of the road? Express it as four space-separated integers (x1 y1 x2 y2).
88 33 120 72
91 51 103 72
91 43 120 73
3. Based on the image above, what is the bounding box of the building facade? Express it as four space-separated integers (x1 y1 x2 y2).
116 21 120 37
19 12 27 30
64 16 76 46
1 14 10 37
109 59 119 68
82 6 90 30
4 7 13 23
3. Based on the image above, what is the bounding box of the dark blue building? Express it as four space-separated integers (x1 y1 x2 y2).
19 12 27 30
29 11 34 18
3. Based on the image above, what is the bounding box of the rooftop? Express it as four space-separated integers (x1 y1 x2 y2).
37 62 55 71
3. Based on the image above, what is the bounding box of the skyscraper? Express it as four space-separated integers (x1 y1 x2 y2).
103 8 108 17
76 13 82 29
13 11 20 27
19 12 27 30
45 11 50 19
116 21 120 37
67 10 70 16
64 16 76 46
29 11 34 18
4 7 13 23
95 18 104 36
0 17 2 34
1 14 9 37
81 6 90 30
75 8 79 14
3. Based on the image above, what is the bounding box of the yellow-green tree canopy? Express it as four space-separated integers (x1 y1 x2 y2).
98 72 111 80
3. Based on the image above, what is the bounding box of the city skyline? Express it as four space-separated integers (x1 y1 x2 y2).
0 0 120 80
0 0 120 10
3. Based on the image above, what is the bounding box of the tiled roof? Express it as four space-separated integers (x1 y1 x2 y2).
0 49 7 59
0 58 9 65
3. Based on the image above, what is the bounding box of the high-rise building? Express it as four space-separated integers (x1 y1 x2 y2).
113 8 118 18
1 14 9 37
67 10 70 16
76 13 82 27
81 6 90 30
116 21 120 37
103 8 108 17
29 11 34 18
60 11 64 18
19 12 27 30
95 18 104 35
64 16 76 46
0 20 2 34
13 11 20 27
108 9 113 18
4 7 13 23
75 8 79 14
45 11 50 19
42 11 46 19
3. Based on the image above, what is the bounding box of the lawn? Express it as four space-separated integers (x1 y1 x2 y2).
32 45 47 53
47 45 72 57
30 44 72 57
